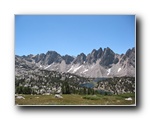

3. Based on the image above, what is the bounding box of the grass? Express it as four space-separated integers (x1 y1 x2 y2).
15 93 135 106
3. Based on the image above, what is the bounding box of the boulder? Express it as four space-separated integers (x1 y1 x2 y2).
16 96 25 99
125 97 132 101
55 94 63 98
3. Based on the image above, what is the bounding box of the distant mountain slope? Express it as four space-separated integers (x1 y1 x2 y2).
15 47 135 78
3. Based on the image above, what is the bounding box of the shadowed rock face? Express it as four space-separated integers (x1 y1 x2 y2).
34 53 45 63
86 48 103 64
100 47 115 67
113 57 119 64
120 47 135 67
73 53 86 64
15 47 135 78
32 51 63 65
45 51 62 65
86 49 98 64
62 55 74 64
127 48 135 68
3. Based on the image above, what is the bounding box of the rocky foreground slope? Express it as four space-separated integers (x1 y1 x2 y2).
15 70 135 95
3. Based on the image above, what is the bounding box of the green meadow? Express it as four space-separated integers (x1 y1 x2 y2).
15 93 135 106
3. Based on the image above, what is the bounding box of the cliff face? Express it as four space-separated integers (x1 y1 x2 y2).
15 47 135 78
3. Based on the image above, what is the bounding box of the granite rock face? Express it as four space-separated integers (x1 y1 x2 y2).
15 47 135 78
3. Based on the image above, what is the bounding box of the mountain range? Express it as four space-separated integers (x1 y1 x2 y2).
15 47 135 78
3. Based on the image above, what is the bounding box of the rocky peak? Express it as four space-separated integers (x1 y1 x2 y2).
46 51 59 56
97 47 103 58
44 51 62 65
120 47 135 65
73 53 86 64
91 49 98 58
86 49 98 64
86 47 104 64
62 55 74 64
125 49 132 57
100 47 115 67
126 47 135 67
15 47 135 77
33 53 45 63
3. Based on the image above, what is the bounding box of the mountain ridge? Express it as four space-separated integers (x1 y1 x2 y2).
15 47 135 78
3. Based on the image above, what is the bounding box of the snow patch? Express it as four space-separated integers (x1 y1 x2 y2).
107 68 111 75
44 64 52 69
69 76 73 78
118 68 121 72
82 69 89 73
73 65 82 73
40 65 42 68
67 65 74 72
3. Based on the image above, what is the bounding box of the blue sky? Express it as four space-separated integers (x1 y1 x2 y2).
15 15 135 56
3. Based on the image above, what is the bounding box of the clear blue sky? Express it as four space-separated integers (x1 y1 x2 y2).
15 15 135 56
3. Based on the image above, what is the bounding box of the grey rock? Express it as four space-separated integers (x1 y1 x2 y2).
100 47 115 67
73 53 86 64
62 55 74 64
15 47 135 78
